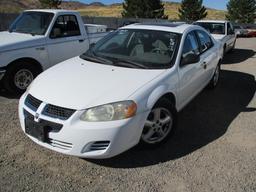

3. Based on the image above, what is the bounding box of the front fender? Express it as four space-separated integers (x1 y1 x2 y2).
146 85 177 110
0 47 48 69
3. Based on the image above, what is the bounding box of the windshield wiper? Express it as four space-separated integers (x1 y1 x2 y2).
81 53 113 65
113 59 148 69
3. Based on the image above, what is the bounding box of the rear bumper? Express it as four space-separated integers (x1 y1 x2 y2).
0 70 6 81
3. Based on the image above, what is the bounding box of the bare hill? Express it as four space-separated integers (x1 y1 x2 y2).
0 0 226 20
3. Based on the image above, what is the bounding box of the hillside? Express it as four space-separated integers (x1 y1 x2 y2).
78 2 226 20
0 0 226 20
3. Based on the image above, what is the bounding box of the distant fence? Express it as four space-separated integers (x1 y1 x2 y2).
0 13 174 31
81 16 176 29
0 12 255 31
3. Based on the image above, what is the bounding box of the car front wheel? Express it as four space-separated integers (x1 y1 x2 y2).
140 98 177 147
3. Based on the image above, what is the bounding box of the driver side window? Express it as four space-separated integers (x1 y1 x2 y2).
50 15 81 39
182 32 200 58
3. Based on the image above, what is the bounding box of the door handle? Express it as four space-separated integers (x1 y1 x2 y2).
201 62 207 69
79 39 84 43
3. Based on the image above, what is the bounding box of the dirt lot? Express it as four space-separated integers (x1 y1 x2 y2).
0 38 256 192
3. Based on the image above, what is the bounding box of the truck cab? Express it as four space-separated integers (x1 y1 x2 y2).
0 10 108 93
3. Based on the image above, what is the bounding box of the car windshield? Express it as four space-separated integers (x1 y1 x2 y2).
81 29 180 69
195 22 225 35
9 12 54 35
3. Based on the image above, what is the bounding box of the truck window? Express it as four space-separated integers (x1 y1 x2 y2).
9 12 54 35
195 22 225 35
50 15 81 38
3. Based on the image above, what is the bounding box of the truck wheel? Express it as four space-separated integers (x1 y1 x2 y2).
3 61 40 94
208 64 220 89
140 98 177 147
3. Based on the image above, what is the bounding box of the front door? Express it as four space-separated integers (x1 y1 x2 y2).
178 31 205 108
46 14 89 66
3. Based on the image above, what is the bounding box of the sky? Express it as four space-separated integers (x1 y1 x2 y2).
79 0 229 10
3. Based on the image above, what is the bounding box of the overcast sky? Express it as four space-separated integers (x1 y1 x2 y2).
79 0 229 10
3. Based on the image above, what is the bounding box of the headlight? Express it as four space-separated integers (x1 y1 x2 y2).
80 101 137 122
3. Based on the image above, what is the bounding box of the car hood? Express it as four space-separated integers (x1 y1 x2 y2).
29 57 165 110
211 34 225 41
0 31 45 52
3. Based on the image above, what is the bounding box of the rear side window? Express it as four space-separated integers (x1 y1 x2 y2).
196 30 213 53
182 31 200 57
50 15 81 38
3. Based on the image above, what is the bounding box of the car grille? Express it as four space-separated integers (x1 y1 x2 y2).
25 94 42 111
24 94 76 120
42 104 75 120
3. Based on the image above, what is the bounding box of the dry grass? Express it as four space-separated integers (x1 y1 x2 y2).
0 1 226 20
78 3 226 20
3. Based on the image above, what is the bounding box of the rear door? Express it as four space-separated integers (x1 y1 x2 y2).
46 14 89 66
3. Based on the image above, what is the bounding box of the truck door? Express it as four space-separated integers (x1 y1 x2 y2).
46 14 89 66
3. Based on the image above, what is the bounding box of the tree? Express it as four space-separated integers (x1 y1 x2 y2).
226 0 256 23
178 0 207 22
39 0 62 9
122 0 168 19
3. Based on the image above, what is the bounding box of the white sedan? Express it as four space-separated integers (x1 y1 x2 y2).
19 23 222 159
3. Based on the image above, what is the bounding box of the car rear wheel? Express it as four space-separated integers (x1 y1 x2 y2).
140 98 177 147
3 61 40 94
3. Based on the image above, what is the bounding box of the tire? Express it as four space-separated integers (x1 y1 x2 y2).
207 63 220 89
3 61 40 94
139 98 177 147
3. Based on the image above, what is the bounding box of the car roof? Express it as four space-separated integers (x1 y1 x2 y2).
121 23 196 34
196 20 227 24
24 9 78 14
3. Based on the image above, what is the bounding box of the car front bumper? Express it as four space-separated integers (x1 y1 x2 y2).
0 69 5 81
18 93 149 159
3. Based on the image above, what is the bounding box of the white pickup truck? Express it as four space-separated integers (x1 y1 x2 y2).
0 9 108 93
195 20 236 57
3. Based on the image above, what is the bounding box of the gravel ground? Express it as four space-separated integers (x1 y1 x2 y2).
0 38 256 192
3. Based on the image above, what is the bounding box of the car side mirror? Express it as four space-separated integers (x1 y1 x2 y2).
181 53 200 66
